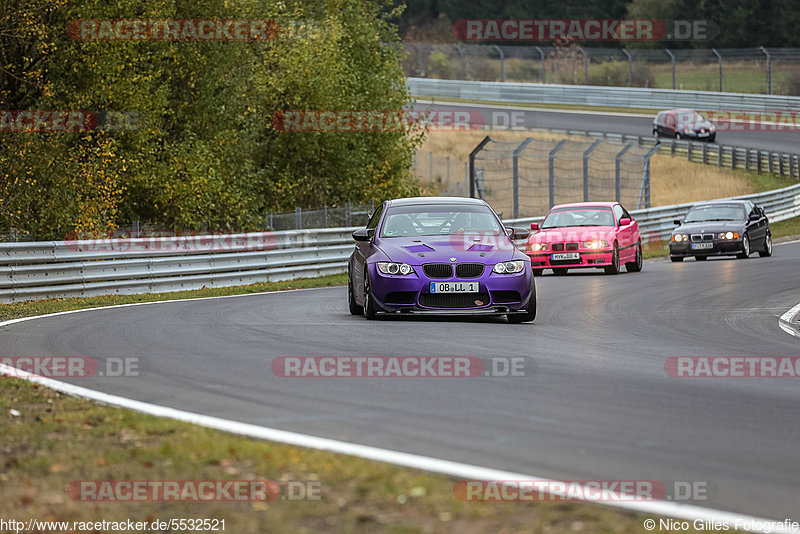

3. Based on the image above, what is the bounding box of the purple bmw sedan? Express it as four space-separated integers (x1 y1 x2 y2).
347 197 536 323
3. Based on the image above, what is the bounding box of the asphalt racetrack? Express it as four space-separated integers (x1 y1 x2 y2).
2 243 800 520
418 101 800 154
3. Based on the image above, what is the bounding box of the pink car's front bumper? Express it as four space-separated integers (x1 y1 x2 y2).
527 249 614 270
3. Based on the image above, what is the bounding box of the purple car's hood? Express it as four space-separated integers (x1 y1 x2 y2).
375 234 518 264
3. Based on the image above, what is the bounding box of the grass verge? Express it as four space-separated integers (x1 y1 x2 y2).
0 375 699 533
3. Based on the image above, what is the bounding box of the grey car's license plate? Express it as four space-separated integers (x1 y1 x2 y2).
692 243 713 250
430 282 479 293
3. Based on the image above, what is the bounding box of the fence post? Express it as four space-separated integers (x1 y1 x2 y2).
493 45 505 82
615 143 634 203
746 148 751 171
469 136 492 198
322 206 328 227
455 44 467 79
295 207 302 230
711 48 722 92
757 150 762 174
578 47 588 84
548 139 568 208
535 46 546 83
412 43 425 77
665 49 676 89
718 145 723 168
732 148 737 170
583 139 603 202
639 145 661 209
621 48 632 87
512 138 533 218
760 47 771 95
768 152 774 174
702 142 708 164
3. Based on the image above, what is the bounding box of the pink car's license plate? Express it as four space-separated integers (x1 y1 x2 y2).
551 252 579 261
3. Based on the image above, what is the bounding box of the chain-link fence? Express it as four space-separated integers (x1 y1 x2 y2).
411 151 470 196
402 44 800 95
266 203 375 231
469 136 658 219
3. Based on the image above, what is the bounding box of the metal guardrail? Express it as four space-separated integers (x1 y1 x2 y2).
2 184 799 303
533 130 800 180
505 183 800 246
407 78 800 111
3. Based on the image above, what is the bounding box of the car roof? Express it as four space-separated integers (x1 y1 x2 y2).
691 199 748 207
549 201 617 209
386 196 488 207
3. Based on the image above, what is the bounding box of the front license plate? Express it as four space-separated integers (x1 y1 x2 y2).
551 252 580 261
691 243 713 250
698 132 709 137
430 282 479 293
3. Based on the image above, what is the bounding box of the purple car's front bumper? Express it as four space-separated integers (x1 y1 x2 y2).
367 263 534 315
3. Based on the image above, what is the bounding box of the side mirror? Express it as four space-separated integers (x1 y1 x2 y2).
618 217 631 227
530 222 539 231
673 219 682 226
352 228 372 242
749 213 760 221
507 227 531 240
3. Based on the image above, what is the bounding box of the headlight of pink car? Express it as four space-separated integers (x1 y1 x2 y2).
530 242 548 252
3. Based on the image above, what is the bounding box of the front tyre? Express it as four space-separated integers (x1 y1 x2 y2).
625 241 643 272
670 256 684 262
508 276 536 324
759 233 773 257
604 243 621 274
736 234 751 259
363 272 378 320
347 269 363 315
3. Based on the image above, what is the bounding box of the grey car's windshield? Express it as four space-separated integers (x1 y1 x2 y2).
542 208 614 229
380 204 503 237
684 205 745 223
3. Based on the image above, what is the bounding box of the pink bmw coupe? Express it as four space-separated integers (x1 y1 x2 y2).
525 202 643 276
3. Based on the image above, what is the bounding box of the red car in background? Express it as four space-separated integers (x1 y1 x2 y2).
525 202 643 275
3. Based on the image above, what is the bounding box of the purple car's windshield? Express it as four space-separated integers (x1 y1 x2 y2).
380 204 503 238
542 208 615 229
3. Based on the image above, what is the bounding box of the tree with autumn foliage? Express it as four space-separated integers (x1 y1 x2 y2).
0 0 420 239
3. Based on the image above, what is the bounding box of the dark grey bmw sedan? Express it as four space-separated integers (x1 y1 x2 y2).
669 200 772 262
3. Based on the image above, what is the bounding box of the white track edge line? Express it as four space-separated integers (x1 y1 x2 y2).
0 291 793 532
779 302 800 339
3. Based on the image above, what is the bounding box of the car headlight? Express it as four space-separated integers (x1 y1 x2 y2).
582 240 609 249
493 260 526 274
376 262 414 275
671 234 688 242
530 242 548 252
718 232 739 240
